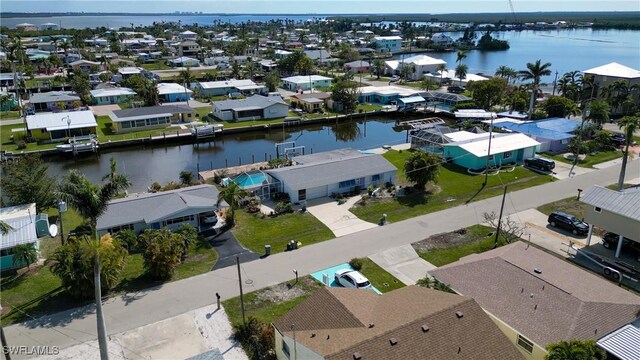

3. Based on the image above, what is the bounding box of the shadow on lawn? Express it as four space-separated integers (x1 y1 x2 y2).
7 287 93 328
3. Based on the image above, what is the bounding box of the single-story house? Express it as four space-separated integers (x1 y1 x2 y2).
358 85 422 105
385 55 447 81
29 91 81 112
435 69 489 87
26 110 98 141
494 117 581 153
274 285 524 360
454 109 497 122
117 67 144 79
282 75 333 91
265 148 397 203
290 92 331 113
0 203 50 271
108 104 195 133
137 53 153 62
69 59 101 72
90 87 137 105
212 95 289 121
0 73 22 87
194 79 265 97
442 132 539 170
274 49 293 59
580 186 640 256
157 83 192 103
343 60 370 73
430 242 640 360
97 185 228 235
168 56 200 68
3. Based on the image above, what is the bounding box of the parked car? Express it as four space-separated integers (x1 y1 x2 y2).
447 85 464 94
334 269 372 289
524 157 556 171
602 232 640 254
202 214 218 224
390 75 400 82
547 211 589 236
611 133 626 147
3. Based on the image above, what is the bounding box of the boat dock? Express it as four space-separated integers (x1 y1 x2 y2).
199 161 270 182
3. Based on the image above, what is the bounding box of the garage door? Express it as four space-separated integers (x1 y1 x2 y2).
536 139 550 153
305 185 328 200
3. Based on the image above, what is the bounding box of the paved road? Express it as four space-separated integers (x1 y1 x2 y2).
5 158 639 355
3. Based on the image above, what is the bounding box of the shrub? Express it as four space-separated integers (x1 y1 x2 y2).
114 229 139 251
349 258 364 271
16 140 26 150
275 201 293 214
246 198 261 213
233 317 276 360
161 181 182 191
149 182 162 192
142 228 184 280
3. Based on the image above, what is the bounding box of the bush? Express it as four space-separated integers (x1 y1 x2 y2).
246 198 261 213
161 181 182 191
149 182 162 192
114 229 139 252
349 258 364 271
268 157 288 169
16 140 26 150
275 201 293 215
233 317 276 360
141 228 184 280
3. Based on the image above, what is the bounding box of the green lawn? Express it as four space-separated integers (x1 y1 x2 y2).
0 123 58 152
223 275 323 326
536 196 586 219
95 115 188 141
543 150 623 168
416 225 507 267
232 210 334 254
1 238 217 326
0 110 20 120
356 258 405 292
141 61 172 71
351 150 553 223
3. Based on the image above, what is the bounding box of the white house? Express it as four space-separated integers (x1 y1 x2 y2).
265 148 397 203
0 203 49 271
371 36 403 53
431 33 454 46
168 56 200 68
90 87 137 105
157 83 192 103
179 30 198 40
26 110 98 141
385 55 447 81
282 75 333 91
212 95 289 122
194 79 265 96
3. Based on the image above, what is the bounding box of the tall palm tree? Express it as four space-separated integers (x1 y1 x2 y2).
0 220 14 235
518 59 552 119
617 115 640 190
372 59 385 79
437 63 447 85
178 68 195 89
495 65 516 84
586 99 610 128
217 182 249 225
455 64 468 87
455 50 467 66
58 160 131 360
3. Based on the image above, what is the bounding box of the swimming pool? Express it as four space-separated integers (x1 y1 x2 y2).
310 263 382 295
224 171 269 189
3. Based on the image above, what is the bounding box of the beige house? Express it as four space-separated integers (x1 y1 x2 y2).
290 92 331 113
109 105 195 133
430 242 640 360
273 285 524 360
581 185 640 257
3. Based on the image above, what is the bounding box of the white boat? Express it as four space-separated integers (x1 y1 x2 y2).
56 135 99 153
189 123 223 137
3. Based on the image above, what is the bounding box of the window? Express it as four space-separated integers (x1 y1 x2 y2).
503 151 513 159
372 174 381 182
339 179 356 189
135 119 146 128
594 206 602 213
164 215 195 226
121 121 131 129
107 224 134 234
517 334 534 353
147 118 158 125
282 339 290 358
488 155 495 161
298 189 306 201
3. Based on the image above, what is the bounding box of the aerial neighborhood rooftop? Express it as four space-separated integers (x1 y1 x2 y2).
0 8 639 360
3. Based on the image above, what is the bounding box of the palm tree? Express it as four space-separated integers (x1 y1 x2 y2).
217 182 249 225
0 220 14 235
58 160 131 360
455 50 468 66
518 59 552 119
617 115 640 190
455 64 468 87
545 339 605 360
13 243 38 270
178 68 195 89
437 63 447 85
586 99 610 128
372 59 385 79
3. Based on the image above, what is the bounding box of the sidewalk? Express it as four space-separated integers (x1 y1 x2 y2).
5 158 639 355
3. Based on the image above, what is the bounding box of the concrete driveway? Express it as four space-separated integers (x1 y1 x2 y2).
548 160 593 180
89 104 120 116
368 244 436 285
306 196 378 237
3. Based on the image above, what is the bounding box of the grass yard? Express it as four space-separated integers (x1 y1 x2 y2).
0 110 20 120
351 150 553 223
223 275 323 326
141 61 172 71
355 258 405 293
95 115 188 141
415 225 507 267
543 151 623 168
537 196 586 219
0 123 58 152
1 238 218 326
232 210 334 254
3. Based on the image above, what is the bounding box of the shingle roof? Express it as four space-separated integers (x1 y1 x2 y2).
266 149 396 189
274 286 523 360
430 242 640 348
29 91 80 104
97 185 225 230
212 94 286 111
581 185 640 221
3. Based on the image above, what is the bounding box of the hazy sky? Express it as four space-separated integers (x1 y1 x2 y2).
2 0 639 14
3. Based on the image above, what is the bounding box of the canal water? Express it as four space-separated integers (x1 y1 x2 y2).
44 118 408 192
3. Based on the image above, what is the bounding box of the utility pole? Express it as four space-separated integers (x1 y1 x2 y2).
482 114 495 187
552 70 558 96
1 313 11 360
494 185 508 248
236 256 246 324
291 323 297 360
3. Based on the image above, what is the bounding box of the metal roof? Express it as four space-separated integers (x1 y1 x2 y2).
110 105 194 122
597 324 640 360
97 185 226 230
213 94 286 111
198 79 258 90
581 186 640 221
583 62 640 79
26 110 97 131
29 91 80 104
90 87 136 98
0 204 39 250
282 75 333 84
157 83 193 95
444 133 540 157
398 96 426 104
424 91 472 103
496 121 576 141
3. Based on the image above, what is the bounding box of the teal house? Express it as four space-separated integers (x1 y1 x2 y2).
442 132 539 171
0 203 46 271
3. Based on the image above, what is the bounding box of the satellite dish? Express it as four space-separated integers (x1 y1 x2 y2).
48 224 59 238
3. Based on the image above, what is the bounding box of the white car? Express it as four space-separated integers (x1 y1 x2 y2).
334 269 372 289
202 214 218 224
390 75 400 82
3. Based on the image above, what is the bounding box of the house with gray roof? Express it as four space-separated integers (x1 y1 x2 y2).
212 94 289 122
581 185 640 256
29 91 81 112
274 286 524 360
109 104 196 133
429 242 640 359
266 148 396 203
97 185 228 235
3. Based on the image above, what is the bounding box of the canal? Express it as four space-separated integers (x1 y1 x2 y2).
44 118 410 192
